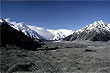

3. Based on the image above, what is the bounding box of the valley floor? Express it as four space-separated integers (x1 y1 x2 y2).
1 41 110 73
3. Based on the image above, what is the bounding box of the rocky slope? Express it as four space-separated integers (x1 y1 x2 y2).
64 20 110 41
5 18 44 40
0 18 41 50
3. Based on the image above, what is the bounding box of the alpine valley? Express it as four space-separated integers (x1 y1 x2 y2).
1 18 110 73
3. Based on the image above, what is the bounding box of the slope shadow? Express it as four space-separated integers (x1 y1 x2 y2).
0 21 41 50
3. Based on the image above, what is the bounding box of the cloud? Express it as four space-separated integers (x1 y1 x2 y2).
28 25 74 40
27 25 54 40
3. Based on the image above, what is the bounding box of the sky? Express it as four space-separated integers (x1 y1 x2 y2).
1 1 110 30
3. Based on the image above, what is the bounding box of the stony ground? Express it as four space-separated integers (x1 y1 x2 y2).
1 41 110 73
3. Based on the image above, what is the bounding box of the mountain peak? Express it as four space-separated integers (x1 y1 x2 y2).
0 18 7 23
92 20 106 27
86 20 109 32
77 20 109 33
94 20 104 24
3 18 44 40
64 20 110 41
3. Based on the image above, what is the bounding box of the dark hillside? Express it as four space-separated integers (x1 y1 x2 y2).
0 21 41 50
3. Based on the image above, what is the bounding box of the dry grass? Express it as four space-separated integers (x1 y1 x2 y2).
1 41 110 73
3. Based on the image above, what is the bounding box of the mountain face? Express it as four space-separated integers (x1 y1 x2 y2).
5 18 74 41
5 18 44 40
0 18 41 50
28 25 74 40
4 18 110 41
64 20 110 41
47 29 74 40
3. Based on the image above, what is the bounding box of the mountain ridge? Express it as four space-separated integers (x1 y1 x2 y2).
1 18 110 41
0 18 41 50
64 20 110 41
5 18 44 40
4 18 74 41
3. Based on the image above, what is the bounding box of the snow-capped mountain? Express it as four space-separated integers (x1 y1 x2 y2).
64 20 110 41
76 20 110 33
28 25 74 40
0 18 41 49
47 29 74 40
4 18 74 40
3 18 110 41
5 18 44 40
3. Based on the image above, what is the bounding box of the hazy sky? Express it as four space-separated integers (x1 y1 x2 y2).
1 1 110 30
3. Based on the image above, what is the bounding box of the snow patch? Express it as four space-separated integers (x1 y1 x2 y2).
0 19 3 23
108 24 110 28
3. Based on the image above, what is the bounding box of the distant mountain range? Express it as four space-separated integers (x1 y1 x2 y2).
5 18 74 41
64 20 110 41
28 25 74 40
1 18 110 42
